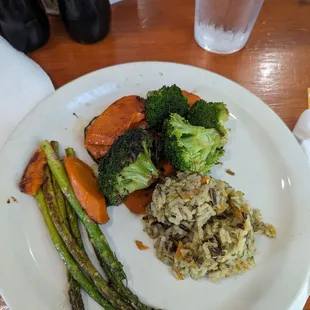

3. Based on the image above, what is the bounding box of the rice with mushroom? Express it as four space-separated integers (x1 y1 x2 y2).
143 172 276 282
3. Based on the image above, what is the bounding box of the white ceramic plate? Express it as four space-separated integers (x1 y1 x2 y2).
0 62 310 310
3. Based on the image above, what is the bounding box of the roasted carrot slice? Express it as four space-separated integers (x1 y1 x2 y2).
19 148 46 195
85 95 145 146
64 157 109 224
125 187 154 214
182 90 201 107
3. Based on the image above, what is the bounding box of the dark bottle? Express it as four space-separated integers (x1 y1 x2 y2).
57 0 111 44
0 0 50 53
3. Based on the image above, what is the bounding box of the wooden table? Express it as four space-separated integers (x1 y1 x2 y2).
1 0 310 308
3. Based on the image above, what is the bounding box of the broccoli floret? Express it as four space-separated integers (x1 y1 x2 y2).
145 85 189 130
98 128 159 205
187 100 229 136
164 114 224 174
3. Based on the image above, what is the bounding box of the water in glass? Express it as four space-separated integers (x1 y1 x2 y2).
195 0 264 54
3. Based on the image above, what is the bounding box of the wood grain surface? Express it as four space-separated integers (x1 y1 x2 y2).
28 0 310 131
1 0 310 308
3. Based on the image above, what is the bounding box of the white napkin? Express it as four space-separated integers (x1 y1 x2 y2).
0 36 55 149
293 109 310 165
0 34 310 309
0 0 124 150
292 109 310 310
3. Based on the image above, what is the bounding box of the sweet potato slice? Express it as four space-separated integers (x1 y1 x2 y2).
85 95 145 146
64 156 109 224
182 90 201 107
124 187 154 214
19 148 46 195
85 143 111 161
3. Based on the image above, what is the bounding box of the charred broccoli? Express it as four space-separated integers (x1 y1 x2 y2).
187 99 229 137
164 114 225 174
145 85 189 130
98 128 159 205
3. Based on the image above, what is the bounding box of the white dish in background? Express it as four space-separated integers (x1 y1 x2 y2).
0 62 309 310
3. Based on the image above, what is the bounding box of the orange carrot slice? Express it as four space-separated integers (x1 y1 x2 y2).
19 148 46 195
234 210 242 217
182 90 201 107
125 188 154 214
64 157 109 224
201 176 210 184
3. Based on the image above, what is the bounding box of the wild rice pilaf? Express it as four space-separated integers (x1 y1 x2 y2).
143 172 276 282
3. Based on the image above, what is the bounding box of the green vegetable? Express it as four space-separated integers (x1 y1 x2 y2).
51 141 68 225
43 166 133 310
66 147 76 158
164 113 225 174
65 147 84 250
145 85 188 130
41 140 124 280
51 142 84 310
187 100 229 145
41 140 147 310
64 148 86 310
35 189 114 310
68 276 85 310
98 128 159 206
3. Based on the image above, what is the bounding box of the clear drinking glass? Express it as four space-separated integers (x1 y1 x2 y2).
195 0 264 54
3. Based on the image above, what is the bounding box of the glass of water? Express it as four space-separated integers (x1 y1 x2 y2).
195 0 264 54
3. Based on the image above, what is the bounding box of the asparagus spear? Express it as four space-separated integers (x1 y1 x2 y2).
65 147 75 158
43 141 148 310
41 141 148 309
35 189 114 310
50 141 67 225
66 198 84 249
68 274 85 310
43 166 134 310
64 148 86 309
41 140 123 281
64 148 84 248
51 142 84 310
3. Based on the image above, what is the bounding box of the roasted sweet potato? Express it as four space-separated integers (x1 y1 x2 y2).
85 95 145 146
19 148 46 195
85 143 111 162
64 156 109 224
124 187 154 214
182 90 201 107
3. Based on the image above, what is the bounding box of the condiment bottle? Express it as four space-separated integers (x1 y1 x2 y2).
0 0 50 53
57 0 111 44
